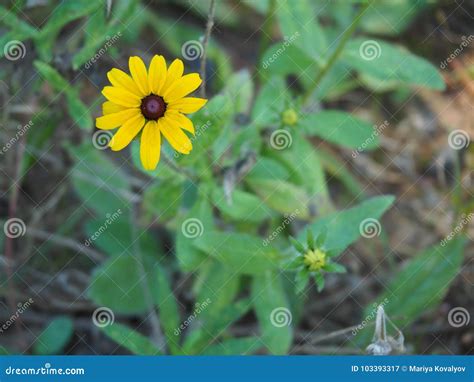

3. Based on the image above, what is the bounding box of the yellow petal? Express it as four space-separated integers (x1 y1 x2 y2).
109 113 145 151
167 97 208 113
163 73 202 103
102 101 125 115
96 108 141 130
102 86 141 107
129 56 150 95
140 120 161 170
161 58 184 93
159 117 192 154
107 68 143 97
148 55 167 95
165 110 194 134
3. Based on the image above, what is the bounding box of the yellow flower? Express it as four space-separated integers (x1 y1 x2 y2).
96 55 207 170
303 249 326 272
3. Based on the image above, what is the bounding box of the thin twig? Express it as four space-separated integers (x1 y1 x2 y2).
302 2 371 103
200 0 216 98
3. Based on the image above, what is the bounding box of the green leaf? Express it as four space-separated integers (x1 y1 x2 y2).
153 267 181 353
182 298 252 354
275 0 326 62
88 256 148 314
223 69 254 114
342 38 445 90
66 91 92 130
300 196 395 252
33 317 74 355
101 323 161 355
356 237 466 345
201 337 263 355
360 0 430 36
247 178 312 220
211 187 272 223
260 43 316 78
34 61 69 90
252 77 286 128
252 272 293 354
36 1 102 61
176 197 214 271
246 157 290 181
143 178 184 223
193 231 280 275
69 144 131 216
300 111 379 150
195 260 240 322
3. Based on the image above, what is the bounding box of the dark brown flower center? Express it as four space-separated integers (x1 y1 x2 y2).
140 94 167 120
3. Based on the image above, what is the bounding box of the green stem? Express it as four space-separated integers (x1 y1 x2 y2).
302 2 370 103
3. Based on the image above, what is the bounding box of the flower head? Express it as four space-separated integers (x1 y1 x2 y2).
95 55 207 170
303 248 326 271
287 229 346 293
282 108 298 126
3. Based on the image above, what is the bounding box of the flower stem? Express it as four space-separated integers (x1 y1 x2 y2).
302 2 370 103
200 0 216 98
